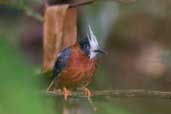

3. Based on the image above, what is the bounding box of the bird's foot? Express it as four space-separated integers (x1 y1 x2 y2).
83 88 96 111
63 87 71 101
83 88 92 99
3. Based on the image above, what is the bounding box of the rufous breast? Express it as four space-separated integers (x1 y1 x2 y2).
55 44 97 89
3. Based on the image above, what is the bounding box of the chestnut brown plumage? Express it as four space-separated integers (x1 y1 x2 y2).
55 43 96 89
47 26 105 100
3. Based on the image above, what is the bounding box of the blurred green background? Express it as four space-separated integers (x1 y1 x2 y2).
1 0 171 114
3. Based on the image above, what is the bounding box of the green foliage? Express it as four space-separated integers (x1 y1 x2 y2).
0 38 56 114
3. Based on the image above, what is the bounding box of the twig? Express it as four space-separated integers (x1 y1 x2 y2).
3 2 44 22
113 0 136 4
45 89 171 99
69 0 136 7
69 0 95 8
20 0 135 21
23 6 44 22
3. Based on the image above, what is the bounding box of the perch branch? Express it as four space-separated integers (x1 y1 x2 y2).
45 89 171 99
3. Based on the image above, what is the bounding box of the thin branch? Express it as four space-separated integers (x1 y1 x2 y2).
3 2 44 22
23 6 44 22
20 0 136 21
45 89 171 99
69 0 95 8
113 0 136 4
69 0 136 7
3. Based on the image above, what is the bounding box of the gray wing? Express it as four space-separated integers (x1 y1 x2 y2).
52 48 71 79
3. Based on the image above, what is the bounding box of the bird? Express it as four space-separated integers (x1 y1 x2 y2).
47 25 105 100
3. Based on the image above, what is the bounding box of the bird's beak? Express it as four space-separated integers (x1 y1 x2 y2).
94 49 107 54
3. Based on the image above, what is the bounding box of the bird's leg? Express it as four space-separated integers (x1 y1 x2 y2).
83 87 92 99
83 88 96 111
47 80 54 92
63 87 71 101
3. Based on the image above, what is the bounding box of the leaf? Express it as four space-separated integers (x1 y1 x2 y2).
63 7 77 49
43 5 77 74
0 38 55 114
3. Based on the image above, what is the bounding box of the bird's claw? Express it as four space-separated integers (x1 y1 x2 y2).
83 88 92 99
63 87 71 101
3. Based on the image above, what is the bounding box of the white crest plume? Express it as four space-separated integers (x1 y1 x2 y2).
87 25 99 59
87 25 99 50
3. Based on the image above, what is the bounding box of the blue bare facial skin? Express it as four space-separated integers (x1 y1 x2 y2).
79 37 91 56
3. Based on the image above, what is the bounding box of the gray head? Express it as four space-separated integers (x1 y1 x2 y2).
79 25 105 59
